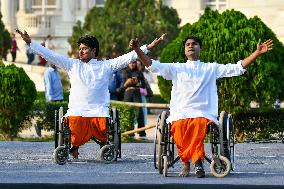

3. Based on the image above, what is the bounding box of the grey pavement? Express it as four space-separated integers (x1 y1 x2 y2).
0 141 284 189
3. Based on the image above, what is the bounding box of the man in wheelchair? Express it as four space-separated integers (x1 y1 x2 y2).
130 36 273 177
17 29 165 160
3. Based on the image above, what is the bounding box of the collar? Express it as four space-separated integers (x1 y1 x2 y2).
49 67 56 71
80 58 98 64
186 60 200 64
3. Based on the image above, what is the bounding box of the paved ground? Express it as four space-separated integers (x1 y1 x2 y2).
0 141 284 189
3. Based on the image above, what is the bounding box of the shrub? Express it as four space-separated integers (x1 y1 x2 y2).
234 108 284 142
0 63 37 140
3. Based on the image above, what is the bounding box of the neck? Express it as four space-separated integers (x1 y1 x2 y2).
187 57 198 61
81 58 91 63
186 54 199 61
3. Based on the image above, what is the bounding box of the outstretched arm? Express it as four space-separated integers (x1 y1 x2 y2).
241 39 273 69
108 34 166 71
16 29 73 71
130 38 152 67
146 33 167 50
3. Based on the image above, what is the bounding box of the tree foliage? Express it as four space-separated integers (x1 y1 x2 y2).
0 63 37 140
68 0 180 58
0 13 11 60
158 8 284 114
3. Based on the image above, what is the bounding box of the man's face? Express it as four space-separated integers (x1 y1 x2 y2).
78 43 96 63
184 38 201 60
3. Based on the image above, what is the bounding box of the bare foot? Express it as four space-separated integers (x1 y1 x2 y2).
179 163 190 177
70 146 79 159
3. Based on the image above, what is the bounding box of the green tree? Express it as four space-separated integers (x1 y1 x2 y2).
68 0 180 58
158 8 284 114
0 63 37 140
0 12 11 60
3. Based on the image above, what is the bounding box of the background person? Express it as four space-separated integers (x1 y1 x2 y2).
109 70 124 100
44 64 64 102
123 60 147 137
10 33 18 62
26 44 35 64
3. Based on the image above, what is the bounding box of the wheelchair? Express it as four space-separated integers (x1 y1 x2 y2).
53 106 121 165
153 110 235 178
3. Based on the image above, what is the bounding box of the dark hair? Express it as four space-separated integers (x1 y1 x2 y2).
182 35 202 48
77 35 100 57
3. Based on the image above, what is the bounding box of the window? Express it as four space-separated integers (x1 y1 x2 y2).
31 0 56 12
47 0 56 5
206 0 227 11
88 0 105 7
96 0 105 5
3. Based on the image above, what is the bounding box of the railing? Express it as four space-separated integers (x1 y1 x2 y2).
111 100 169 109
110 100 169 136
20 14 53 29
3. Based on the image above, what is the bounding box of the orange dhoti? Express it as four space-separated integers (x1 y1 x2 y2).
171 117 210 164
68 116 107 148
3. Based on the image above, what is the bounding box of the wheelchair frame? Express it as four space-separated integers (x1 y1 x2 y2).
153 110 235 177
53 106 121 165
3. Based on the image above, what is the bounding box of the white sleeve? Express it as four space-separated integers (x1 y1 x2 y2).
147 60 176 80
30 41 75 71
216 60 246 79
107 45 150 71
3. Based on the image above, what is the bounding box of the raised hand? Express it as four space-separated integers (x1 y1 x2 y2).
15 29 31 45
256 39 273 55
129 38 140 50
147 33 167 50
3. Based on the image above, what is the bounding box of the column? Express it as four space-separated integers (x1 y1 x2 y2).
0 0 13 31
81 0 88 12
62 0 74 22
19 0 26 13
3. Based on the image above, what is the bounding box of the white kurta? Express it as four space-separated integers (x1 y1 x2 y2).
30 41 149 117
148 60 246 124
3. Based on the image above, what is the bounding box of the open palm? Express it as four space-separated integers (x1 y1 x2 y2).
15 29 31 44
257 39 273 55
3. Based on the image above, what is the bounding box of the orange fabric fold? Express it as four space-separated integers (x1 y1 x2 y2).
68 116 107 147
170 117 210 164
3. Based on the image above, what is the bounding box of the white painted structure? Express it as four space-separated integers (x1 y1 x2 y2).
0 0 104 63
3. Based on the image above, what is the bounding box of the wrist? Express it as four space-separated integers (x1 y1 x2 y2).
146 44 152 50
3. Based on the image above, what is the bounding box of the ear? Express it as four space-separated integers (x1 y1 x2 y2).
92 48 97 56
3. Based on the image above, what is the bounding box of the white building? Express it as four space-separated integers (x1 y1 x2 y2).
0 0 105 62
1 0 284 63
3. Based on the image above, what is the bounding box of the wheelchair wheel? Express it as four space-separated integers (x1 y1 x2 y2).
112 107 121 159
100 144 117 163
157 111 167 174
163 155 168 177
55 107 64 149
53 146 69 165
219 111 235 170
54 110 59 149
210 155 231 178
153 115 160 169
228 114 235 170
